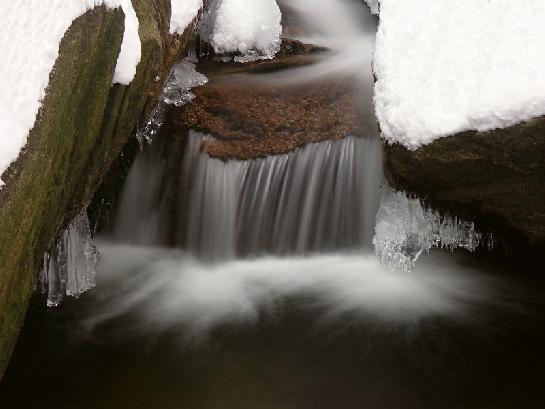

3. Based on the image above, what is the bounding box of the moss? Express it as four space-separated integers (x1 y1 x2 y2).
0 0 197 379
0 7 124 377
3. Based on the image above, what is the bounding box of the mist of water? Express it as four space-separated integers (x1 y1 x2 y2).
86 242 496 338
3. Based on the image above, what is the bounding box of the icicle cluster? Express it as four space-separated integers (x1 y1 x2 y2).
136 58 208 145
373 186 484 272
38 211 99 307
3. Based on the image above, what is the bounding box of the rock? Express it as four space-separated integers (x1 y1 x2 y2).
384 116 545 254
0 0 196 378
175 39 366 159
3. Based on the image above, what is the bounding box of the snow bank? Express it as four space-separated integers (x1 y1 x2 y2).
114 0 141 85
211 0 282 61
170 0 202 34
374 0 545 149
0 0 142 188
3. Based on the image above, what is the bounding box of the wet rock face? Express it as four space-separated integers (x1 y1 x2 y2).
176 40 361 159
0 1 195 379
384 116 545 253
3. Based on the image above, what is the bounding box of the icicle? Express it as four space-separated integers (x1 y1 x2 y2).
373 186 488 272
136 59 208 146
38 210 99 307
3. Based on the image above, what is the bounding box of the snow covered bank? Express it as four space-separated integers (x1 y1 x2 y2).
374 0 545 149
0 0 142 188
211 0 282 61
170 0 203 34
114 0 141 84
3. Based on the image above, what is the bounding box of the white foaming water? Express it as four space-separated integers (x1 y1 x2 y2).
86 242 495 336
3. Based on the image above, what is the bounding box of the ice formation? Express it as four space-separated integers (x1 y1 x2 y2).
374 0 545 149
210 0 282 62
136 59 208 144
373 186 483 272
170 0 203 34
0 0 139 189
38 211 99 307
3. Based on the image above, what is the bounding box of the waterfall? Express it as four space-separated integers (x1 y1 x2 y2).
186 133 382 260
111 131 383 261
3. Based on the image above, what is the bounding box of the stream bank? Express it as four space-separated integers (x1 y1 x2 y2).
0 1 197 379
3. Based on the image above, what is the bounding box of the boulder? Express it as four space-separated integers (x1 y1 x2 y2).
384 116 545 254
0 0 196 378
176 39 369 159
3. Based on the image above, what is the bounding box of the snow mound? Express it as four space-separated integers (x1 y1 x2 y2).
211 0 282 61
170 0 203 34
0 0 142 188
374 0 545 149
114 0 141 85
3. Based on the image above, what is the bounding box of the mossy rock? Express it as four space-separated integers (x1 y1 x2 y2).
384 116 545 254
0 0 195 379
0 6 124 379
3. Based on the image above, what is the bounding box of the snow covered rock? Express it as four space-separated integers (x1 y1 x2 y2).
374 0 545 149
210 0 282 61
384 116 545 254
376 0 545 253
0 0 142 189
0 0 199 380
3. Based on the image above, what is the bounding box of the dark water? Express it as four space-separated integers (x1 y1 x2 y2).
1 248 545 409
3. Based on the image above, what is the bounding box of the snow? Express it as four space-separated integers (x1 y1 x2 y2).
211 0 282 61
374 0 545 149
0 0 142 189
113 0 141 85
170 0 202 34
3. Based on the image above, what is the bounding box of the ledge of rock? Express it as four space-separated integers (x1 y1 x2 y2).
175 39 365 159
0 1 196 379
384 116 545 254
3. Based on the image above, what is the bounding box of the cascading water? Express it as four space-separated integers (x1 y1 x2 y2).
186 133 383 260
111 131 383 261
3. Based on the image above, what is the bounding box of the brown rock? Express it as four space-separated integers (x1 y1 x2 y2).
175 40 363 159
384 116 545 253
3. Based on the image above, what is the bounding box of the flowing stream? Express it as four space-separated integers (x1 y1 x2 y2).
2 1 544 408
